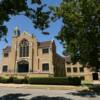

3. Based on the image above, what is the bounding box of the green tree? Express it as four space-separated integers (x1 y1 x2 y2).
0 0 51 40
51 0 100 71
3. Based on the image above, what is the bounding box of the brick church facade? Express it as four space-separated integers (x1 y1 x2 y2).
0 27 65 77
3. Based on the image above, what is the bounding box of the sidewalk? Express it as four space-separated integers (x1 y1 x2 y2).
93 81 100 85
0 83 88 91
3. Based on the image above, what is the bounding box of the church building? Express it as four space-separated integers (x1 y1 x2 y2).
0 27 66 77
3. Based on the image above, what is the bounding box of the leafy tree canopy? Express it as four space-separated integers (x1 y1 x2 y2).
0 0 51 40
51 0 100 71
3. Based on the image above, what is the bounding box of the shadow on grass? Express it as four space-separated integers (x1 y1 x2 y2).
31 96 72 100
67 84 100 98
0 94 72 100
0 93 30 100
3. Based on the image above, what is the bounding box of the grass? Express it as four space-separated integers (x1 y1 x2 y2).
81 80 92 85
30 85 88 90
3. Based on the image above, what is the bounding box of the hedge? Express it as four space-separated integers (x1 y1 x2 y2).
0 77 81 85
0 77 8 83
28 77 81 85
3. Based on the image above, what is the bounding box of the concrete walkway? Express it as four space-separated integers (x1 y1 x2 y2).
93 81 100 85
0 83 88 90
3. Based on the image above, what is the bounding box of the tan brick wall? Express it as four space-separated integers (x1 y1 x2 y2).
0 31 67 78
1 52 11 72
65 62 100 81
1 32 65 77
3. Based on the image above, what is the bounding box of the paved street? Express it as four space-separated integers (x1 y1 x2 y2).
0 86 100 100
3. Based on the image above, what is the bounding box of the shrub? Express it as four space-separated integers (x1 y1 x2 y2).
22 76 28 84
7 76 16 83
0 77 81 85
67 77 81 85
0 77 8 83
13 76 28 84
28 77 81 85
13 78 23 84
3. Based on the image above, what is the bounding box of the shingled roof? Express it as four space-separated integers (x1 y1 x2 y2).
38 41 51 48
3 46 11 53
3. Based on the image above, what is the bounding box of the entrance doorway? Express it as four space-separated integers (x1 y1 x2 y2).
17 60 29 73
92 73 99 80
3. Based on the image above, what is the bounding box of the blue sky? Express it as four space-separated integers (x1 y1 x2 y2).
0 0 63 61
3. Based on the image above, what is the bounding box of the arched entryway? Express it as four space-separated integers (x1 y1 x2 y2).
17 60 29 73
92 73 99 80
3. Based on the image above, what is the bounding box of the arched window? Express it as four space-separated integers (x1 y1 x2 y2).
17 60 29 72
19 39 29 57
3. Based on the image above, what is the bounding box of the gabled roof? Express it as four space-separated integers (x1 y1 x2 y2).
64 55 71 63
3 46 11 53
56 53 65 61
38 41 51 48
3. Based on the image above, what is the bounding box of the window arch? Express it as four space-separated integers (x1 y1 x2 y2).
19 39 29 57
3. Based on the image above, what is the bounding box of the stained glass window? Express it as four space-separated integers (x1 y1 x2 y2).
19 39 29 57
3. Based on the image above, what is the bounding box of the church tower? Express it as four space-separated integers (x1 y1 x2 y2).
13 26 20 37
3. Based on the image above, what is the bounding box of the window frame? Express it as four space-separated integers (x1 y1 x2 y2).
42 63 49 71
2 65 8 72
19 39 29 57
73 67 78 73
3 52 9 57
80 67 84 72
67 67 71 73
42 48 49 54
